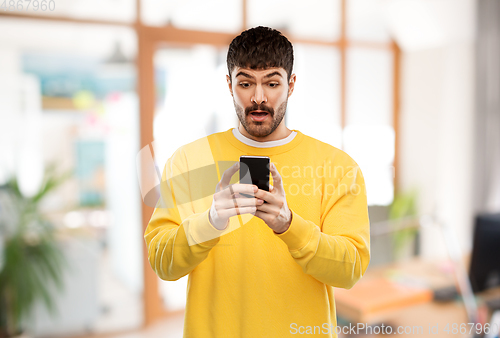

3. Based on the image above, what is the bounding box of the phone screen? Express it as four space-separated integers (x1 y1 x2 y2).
239 156 270 198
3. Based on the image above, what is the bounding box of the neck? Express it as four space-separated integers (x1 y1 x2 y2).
238 123 292 142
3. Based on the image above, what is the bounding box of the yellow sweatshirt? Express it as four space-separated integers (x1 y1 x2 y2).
144 128 370 337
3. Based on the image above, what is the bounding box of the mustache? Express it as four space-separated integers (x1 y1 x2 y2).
245 104 273 116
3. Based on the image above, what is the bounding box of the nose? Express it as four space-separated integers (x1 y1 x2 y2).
251 84 267 104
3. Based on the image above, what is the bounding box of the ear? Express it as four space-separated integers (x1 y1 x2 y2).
226 74 233 97
287 73 296 97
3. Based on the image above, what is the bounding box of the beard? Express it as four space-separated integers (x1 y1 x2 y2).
234 98 288 138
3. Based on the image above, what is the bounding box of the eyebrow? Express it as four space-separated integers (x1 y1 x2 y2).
235 71 283 80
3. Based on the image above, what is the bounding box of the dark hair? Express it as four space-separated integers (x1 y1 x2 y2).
227 26 294 83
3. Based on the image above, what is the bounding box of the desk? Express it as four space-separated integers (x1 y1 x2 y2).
335 257 458 324
335 257 500 337
383 301 469 337
386 293 500 338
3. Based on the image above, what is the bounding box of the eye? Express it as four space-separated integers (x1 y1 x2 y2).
239 83 250 88
269 83 279 88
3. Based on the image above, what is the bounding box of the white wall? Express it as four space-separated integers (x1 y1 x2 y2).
104 92 144 296
396 0 476 259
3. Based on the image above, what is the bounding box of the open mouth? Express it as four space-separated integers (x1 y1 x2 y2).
250 111 269 121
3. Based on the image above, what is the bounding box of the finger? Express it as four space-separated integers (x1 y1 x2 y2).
222 183 256 199
220 196 262 210
220 206 257 218
269 163 283 190
219 162 240 189
233 192 265 202
254 210 268 222
255 201 274 213
255 188 279 205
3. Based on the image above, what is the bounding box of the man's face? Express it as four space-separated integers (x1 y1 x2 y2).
226 67 295 138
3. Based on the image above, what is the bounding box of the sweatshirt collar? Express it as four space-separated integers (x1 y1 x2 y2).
224 128 304 156
232 127 297 148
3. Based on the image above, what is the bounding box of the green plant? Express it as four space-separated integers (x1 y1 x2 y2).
0 162 73 337
388 187 419 261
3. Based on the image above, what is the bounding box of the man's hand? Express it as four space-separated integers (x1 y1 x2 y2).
254 162 292 234
209 162 261 230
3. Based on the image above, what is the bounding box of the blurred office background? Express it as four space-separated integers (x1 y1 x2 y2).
0 0 499 337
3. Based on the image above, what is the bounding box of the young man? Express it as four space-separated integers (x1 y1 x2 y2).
145 26 370 337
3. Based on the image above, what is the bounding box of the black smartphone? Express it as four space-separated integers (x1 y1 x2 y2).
239 155 270 200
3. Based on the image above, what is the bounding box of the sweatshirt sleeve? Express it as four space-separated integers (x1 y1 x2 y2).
274 165 371 289
144 154 226 282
